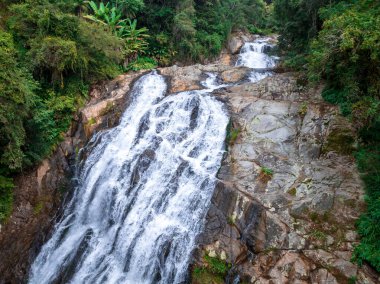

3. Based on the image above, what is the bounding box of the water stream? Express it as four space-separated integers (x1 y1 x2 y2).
29 36 277 284
236 37 278 83
29 72 229 284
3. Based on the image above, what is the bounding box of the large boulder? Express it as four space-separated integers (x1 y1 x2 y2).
227 32 255 54
220 67 250 83
228 36 244 54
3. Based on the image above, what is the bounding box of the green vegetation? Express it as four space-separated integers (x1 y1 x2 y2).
126 56 157 71
260 167 273 177
226 120 241 149
287 187 297 196
0 0 127 222
192 254 231 284
298 102 308 117
227 214 236 226
140 0 271 62
33 201 44 215
322 119 356 155
352 143 380 271
258 166 273 183
273 0 380 272
228 128 241 146
310 230 328 241
87 117 97 126
349 276 357 284
0 0 271 223
0 176 14 222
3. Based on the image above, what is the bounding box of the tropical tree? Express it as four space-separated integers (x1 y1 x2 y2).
86 1 149 63
122 19 149 60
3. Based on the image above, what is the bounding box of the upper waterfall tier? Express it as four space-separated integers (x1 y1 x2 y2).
236 37 278 83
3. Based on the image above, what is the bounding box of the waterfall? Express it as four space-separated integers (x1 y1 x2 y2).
236 37 278 83
29 72 229 284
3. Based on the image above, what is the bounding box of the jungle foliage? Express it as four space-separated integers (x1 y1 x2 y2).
0 0 270 222
273 0 380 272
139 0 269 62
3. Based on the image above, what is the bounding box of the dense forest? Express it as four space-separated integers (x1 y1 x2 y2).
0 0 379 275
0 0 270 222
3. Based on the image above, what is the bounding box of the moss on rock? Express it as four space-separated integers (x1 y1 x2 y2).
323 116 356 155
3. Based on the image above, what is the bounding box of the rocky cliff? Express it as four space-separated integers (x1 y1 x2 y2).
0 35 378 284
158 64 379 283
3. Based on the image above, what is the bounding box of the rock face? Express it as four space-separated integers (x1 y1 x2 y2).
193 74 379 283
159 64 251 93
0 33 379 284
0 147 69 282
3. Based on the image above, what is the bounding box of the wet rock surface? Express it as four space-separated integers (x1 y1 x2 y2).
0 33 379 284
193 73 379 283
159 64 251 93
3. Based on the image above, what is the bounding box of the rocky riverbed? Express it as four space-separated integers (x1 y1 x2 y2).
0 33 379 283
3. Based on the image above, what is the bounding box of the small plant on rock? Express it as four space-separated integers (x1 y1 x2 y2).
191 253 231 284
261 167 273 177
287 187 297 196
348 276 357 284
88 117 97 126
298 102 308 117
227 215 236 226
226 120 241 149
258 167 274 183
310 230 327 241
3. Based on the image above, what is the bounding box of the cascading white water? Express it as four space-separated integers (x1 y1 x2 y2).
236 37 278 83
29 72 229 284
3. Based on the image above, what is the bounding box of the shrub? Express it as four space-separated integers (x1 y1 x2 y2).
0 176 14 223
192 254 231 284
226 121 241 147
352 143 380 272
126 56 157 71
261 167 273 177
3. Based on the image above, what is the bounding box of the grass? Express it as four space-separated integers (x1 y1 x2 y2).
287 187 297 196
87 117 97 126
227 215 236 226
298 102 308 117
204 255 230 275
192 267 224 284
226 120 241 149
261 167 273 177
33 201 44 215
258 167 274 183
191 254 231 284
310 230 328 241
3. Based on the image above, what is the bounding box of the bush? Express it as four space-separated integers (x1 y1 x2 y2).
0 0 126 223
0 176 14 223
309 0 380 128
126 56 157 71
0 29 36 171
192 254 231 284
352 142 380 271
